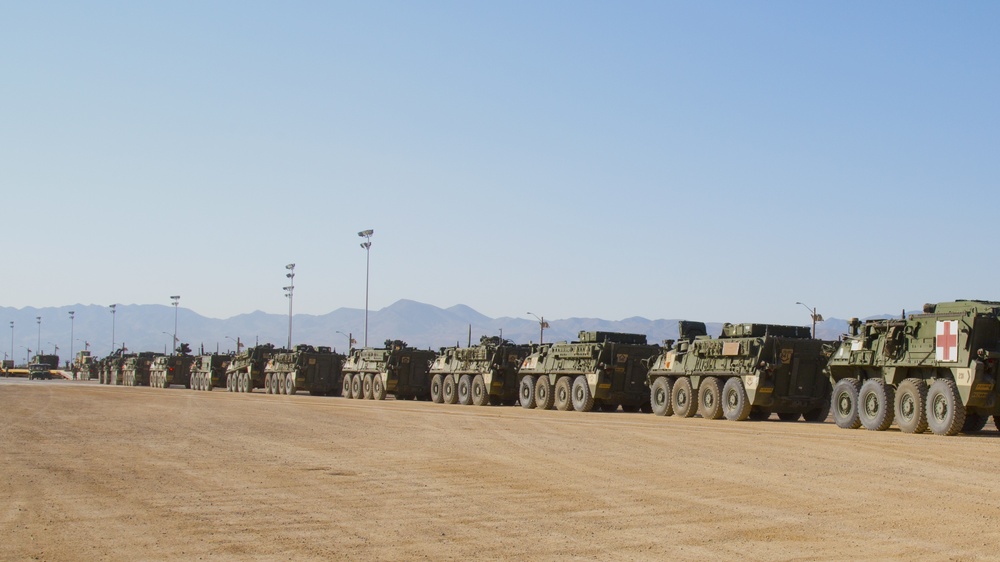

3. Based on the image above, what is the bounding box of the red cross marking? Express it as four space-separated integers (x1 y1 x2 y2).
937 322 958 361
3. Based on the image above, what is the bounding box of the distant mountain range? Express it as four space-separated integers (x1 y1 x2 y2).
0 299 879 362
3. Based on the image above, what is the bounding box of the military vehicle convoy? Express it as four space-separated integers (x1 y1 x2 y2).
827 300 1000 436
121 352 161 386
263 345 344 396
429 336 532 406
342 340 435 400
149 355 195 389
190 353 231 391
646 321 832 422
518 331 659 412
226 344 284 393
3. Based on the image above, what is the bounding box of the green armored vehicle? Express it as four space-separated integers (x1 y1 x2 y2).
190 353 231 391
827 300 1000 436
121 352 162 386
149 354 195 389
518 331 659 412
74 351 97 380
429 336 532 406
226 343 285 393
647 321 832 422
264 344 344 396
342 340 435 401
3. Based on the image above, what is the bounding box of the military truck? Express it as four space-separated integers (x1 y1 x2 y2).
827 300 1000 436
646 321 832 422
226 344 285 393
263 344 344 396
429 336 532 406
28 363 53 380
517 331 659 412
190 353 231 391
149 355 195 389
121 352 161 386
342 340 435 401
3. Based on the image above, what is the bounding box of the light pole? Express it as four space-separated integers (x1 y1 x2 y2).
109 304 117 354
795 302 824 339
68 311 75 363
21 346 31 364
161 332 174 354
225 335 243 353
336 330 355 352
76 339 90 351
284 263 295 349
47 342 59 355
170 296 180 354
358 229 373 347
36 316 41 356
9 321 13 369
527 312 549 345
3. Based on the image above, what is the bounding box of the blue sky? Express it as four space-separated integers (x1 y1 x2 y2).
3 1 998 325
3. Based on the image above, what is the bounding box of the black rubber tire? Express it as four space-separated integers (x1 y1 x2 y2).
458 374 473 406
204 374 212 392
519 375 536 409
962 411 988 433
859 378 894 431
671 377 696 418
777 412 801 422
430 374 444 403
832 378 862 429
264 373 272 394
535 376 554 410
442 375 458 404
894 378 927 434
285 374 296 395
471 375 489 406
802 399 830 423
926 378 966 436
554 376 573 411
571 376 594 412
341 375 353 399
722 377 751 421
351 374 362 399
363 374 374 400
650 377 673 416
698 377 724 420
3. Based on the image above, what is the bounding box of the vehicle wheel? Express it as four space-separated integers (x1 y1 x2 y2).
698 377 724 420
535 376 554 410
777 412 801 422
471 375 489 406
671 377 696 418
430 374 444 403
351 374 363 399
571 376 595 412
748 408 771 421
926 378 966 436
204 375 212 392
458 374 473 405
650 377 673 416
372 375 386 400
264 373 272 394
859 378 894 431
962 411 988 433
832 378 862 429
363 374 374 400
553 376 573 411
803 399 830 423
342 375 353 399
722 378 751 421
442 375 458 404
285 374 296 395
894 378 927 434
519 376 536 409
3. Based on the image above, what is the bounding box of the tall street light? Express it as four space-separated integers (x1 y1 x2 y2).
795 302 824 339
68 311 75 363
170 296 180 353
336 330 355 352
9 321 14 369
225 335 243 353
109 304 117 355
36 316 41 357
358 229 373 347
284 263 295 349
21 346 31 364
527 312 549 345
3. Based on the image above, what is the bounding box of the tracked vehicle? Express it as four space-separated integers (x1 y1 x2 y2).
647 321 832 422
121 352 161 386
226 344 284 393
149 355 195 389
190 353 231 391
517 331 659 412
429 336 532 406
827 300 1000 436
263 344 344 396
342 340 435 401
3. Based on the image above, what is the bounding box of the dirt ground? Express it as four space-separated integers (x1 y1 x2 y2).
3 379 1000 561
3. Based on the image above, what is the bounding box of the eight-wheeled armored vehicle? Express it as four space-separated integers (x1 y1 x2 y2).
264 344 345 396
342 340 435 401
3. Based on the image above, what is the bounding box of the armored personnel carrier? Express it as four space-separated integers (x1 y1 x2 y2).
429 336 532 406
121 352 162 386
74 351 97 380
342 340 435 401
827 300 1000 436
98 353 123 385
646 321 832 422
263 344 344 396
190 353 231 391
226 344 287 393
149 354 195 389
517 331 659 412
